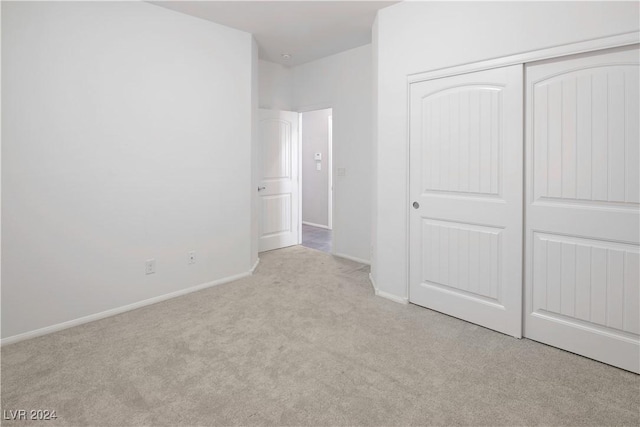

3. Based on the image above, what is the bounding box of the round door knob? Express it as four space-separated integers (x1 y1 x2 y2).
413 201 420 209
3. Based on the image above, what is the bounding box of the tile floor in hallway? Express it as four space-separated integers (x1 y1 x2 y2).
301 224 332 253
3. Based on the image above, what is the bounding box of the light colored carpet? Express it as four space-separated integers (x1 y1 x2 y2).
1 246 638 426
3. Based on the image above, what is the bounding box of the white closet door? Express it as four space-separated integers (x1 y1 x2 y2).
409 65 523 337
525 46 640 373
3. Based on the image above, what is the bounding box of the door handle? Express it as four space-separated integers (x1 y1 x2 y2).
258 186 266 192
412 201 420 209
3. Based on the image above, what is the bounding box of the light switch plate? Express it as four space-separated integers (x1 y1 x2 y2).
145 259 156 275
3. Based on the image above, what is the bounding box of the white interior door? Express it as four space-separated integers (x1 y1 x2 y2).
258 109 300 252
524 46 640 373
409 65 523 337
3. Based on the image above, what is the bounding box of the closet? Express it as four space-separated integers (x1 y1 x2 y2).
408 43 639 373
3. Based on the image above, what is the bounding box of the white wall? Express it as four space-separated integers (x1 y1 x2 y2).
373 1 640 300
2 1 254 339
301 108 332 227
293 45 373 263
258 59 293 111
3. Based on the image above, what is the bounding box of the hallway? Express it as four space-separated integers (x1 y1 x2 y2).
301 224 332 253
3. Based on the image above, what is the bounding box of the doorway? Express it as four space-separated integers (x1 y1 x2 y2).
300 108 333 253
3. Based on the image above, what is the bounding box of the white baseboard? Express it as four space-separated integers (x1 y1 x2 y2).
1 270 252 347
302 221 331 230
376 289 409 305
369 273 378 293
369 273 409 304
250 258 260 274
333 252 370 265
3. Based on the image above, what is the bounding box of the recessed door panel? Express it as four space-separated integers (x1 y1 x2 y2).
532 232 639 334
261 194 292 236
421 87 502 196
532 63 640 205
420 219 502 302
262 120 291 180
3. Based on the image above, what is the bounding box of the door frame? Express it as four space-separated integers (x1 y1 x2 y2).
405 31 639 309
298 104 335 246
327 114 333 230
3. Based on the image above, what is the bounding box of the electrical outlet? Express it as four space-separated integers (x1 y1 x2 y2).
145 259 156 275
188 251 196 265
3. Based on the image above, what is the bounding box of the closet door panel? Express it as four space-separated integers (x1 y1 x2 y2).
409 65 523 337
525 45 640 373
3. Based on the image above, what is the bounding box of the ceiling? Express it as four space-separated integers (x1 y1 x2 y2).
150 1 399 67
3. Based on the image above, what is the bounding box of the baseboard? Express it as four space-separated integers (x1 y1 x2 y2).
333 252 370 265
375 289 409 305
369 273 378 293
369 273 409 305
1 270 252 347
302 221 331 230
250 257 260 274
